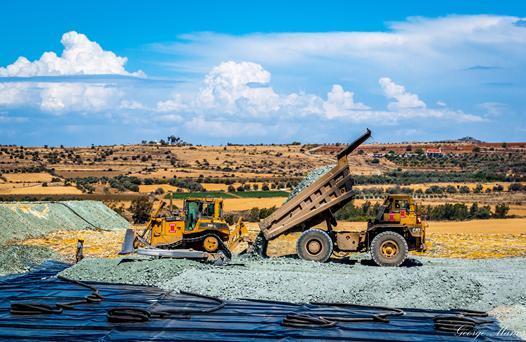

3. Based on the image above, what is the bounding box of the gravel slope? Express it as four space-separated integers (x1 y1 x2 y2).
0 201 129 243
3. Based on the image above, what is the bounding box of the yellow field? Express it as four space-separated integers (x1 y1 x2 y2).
0 183 40 190
0 185 82 195
427 218 526 234
132 168 277 180
138 184 187 193
2 173 53 183
224 197 286 211
423 233 526 259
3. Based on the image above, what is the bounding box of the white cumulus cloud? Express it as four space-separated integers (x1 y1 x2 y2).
156 94 187 112
0 31 144 77
323 84 370 119
155 61 482 125
0 83 29 106
40 83 122 113
379 77 426 110
197 61 279 116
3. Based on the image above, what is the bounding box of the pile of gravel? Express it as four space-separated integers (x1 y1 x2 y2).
0 245 57 276
60 257 209 287
287 165 334 201
0 201 129 243
61 255 526 338
62 255 526 311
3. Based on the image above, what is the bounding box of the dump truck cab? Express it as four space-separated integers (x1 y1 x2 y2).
363 194 426 266
377 194 417 225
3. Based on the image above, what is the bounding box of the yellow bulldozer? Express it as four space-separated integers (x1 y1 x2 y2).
120 196 250 262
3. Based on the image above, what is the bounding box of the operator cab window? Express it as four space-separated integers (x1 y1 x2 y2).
203 203 215 217
394 200 410 213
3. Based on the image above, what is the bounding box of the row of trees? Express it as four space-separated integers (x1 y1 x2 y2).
353 171 525 184
334 201 511 222
127 198 278 225
224 206 278 224
74 175 208 194
422 203 509 220
352 183 524 200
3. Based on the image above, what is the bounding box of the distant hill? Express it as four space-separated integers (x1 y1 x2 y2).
457 137 483 143
432 136 484 144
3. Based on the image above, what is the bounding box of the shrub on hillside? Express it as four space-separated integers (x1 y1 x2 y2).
130 198 151 224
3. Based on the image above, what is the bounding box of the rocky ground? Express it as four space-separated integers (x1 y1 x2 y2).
61 254 526 339
0 245 57 276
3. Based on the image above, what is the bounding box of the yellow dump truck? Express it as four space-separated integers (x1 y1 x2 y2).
254 129 427 266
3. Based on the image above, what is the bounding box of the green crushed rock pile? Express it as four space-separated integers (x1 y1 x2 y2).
0 245 57 276
60 257 209 286
0 201 129 243
62 255 526 338
287 165 334 201
62 255 526 311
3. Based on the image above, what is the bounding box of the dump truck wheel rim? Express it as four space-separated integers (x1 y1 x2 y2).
380 240 399 258
306 239 322 255
203 236 220 252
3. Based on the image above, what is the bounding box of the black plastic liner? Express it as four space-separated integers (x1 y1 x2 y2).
0 261 520 341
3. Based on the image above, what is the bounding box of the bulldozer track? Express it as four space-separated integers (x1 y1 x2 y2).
157 233 232 260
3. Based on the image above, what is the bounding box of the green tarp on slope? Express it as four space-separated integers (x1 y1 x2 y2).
0 201 129 243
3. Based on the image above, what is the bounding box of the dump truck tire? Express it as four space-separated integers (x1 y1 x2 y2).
371 231 408 267
297 229 333 262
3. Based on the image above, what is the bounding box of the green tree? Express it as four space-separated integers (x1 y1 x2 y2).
493 203 509 218
130 198 151 224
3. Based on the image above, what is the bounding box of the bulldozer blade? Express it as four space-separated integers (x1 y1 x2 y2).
119 228 136 255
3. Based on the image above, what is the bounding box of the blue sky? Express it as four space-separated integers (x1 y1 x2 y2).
0 1 525 146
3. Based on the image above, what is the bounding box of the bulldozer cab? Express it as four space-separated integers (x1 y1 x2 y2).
381 195 417 225
184 198 223 231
